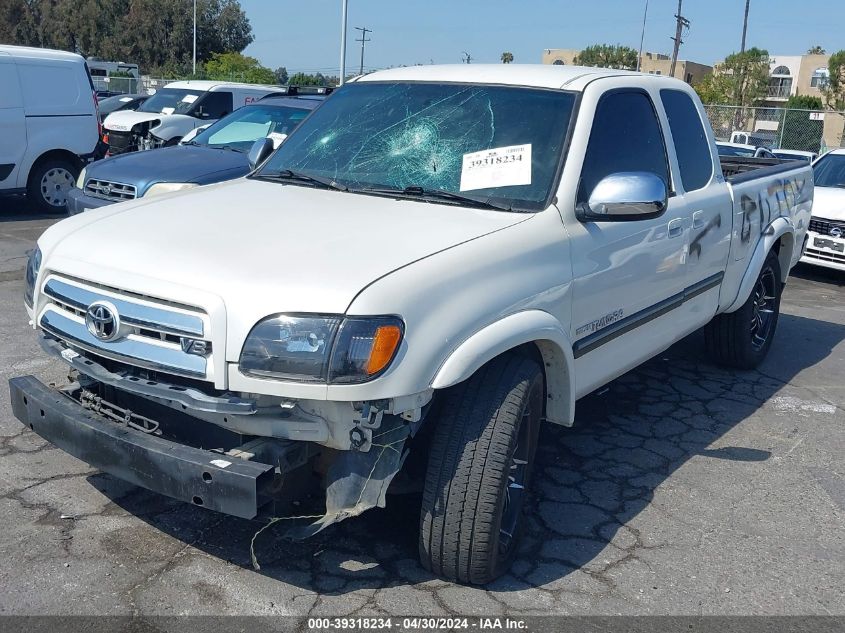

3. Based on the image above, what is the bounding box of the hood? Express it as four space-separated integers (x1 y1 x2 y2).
103 109 198 132
85 145 249 192
812 186 845 222
39 179 530 354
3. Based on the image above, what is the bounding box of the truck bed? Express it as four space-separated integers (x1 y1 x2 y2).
720 156 805 182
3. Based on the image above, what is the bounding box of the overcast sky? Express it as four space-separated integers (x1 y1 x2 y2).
240 0 844 75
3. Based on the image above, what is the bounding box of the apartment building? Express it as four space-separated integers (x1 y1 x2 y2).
541 48 712 85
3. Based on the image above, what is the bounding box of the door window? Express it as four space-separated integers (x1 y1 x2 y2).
194 91 233 119
577 91 670 203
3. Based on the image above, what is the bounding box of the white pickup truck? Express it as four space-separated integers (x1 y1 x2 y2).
12 65 813 585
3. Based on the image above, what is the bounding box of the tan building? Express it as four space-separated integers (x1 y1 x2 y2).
541 48 712 85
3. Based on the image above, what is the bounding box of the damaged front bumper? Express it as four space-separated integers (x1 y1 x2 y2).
8 374 414 529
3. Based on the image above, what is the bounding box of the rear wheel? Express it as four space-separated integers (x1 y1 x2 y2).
27 158 79 213
705 250 782 369
419 354 543 584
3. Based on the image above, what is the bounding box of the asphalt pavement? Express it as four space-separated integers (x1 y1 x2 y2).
0 202 843 616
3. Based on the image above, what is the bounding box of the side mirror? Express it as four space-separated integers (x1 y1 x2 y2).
248 137 275 170
577 172 668 222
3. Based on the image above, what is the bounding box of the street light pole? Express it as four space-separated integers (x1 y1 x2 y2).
637 0 649 72
192 0 197 75
339 0 349 85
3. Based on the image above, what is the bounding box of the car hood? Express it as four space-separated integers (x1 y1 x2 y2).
38 179 531 354
103 109 197 132
85 145 249 190
811 186 845 222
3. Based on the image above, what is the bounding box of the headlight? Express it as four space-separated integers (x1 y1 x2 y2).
75 167 87 189
239 314 404 384
24 247 42 309
144 182 198 198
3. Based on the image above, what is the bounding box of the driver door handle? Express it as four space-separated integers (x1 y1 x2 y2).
668 218 684 238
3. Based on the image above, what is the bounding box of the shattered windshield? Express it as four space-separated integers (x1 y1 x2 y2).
256 82 576 211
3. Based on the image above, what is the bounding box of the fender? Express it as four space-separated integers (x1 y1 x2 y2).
724 217 794 313
431 310 576 426
151 116 205 142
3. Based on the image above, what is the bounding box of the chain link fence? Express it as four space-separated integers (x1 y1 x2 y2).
703 104 845 154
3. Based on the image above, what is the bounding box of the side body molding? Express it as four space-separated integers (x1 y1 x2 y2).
723 217 795 313
430 310 576 426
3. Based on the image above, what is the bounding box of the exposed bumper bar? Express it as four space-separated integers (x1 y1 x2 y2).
9 375 274 519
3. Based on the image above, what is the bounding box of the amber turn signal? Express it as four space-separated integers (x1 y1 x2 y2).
366 325 402 375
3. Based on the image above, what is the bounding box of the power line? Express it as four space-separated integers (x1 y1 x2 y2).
355 26 372 76
669 0 690 78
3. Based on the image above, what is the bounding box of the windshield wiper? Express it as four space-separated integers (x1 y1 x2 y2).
258 169 347 191
356 185 514 211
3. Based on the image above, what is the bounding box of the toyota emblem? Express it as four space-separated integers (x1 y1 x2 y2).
85 301 121 341
830 226 843 239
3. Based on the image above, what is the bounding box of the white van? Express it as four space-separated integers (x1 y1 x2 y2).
0 45 100 212
102 80 283 154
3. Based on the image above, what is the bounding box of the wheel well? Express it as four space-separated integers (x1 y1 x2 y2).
501 341 572 427
27 150 82 187
774 232 794 282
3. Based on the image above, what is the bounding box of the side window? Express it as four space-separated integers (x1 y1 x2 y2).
196 91 233 119
577 91 670 203
660 89 714 192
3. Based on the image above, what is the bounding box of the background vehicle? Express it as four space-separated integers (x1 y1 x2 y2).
772 149 817 162
800 149 845 271
13 65 812 585
717 142 776 158
730 130 777 147
86 58 140 94
102 80 285 154
0 45 99 212
97 93 150 123
68 92 327 214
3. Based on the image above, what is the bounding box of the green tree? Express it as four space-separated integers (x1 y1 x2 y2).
807 45 826 55
711 47 770 108
501 51 513 64
288 72 331 86
274 66 289 84
203 51 276 84
694 73 734 104
574 44 638 70
823 50 845 110
780 95 824 152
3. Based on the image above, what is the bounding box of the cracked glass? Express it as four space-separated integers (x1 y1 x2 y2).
256 82 576 211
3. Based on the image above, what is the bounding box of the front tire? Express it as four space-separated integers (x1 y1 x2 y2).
419 354 543 584
705 250 782 369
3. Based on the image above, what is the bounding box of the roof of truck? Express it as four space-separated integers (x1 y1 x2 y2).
0 44 84 62
162 80 281 92
354 63 683 91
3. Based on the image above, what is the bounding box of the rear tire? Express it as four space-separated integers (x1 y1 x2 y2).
27 158 79 213
705 250 782 369
419 354 543 584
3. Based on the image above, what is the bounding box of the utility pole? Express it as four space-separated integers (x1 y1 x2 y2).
355 26 371 76
740 0 750 53
461 51 472 64
637 0 649 72
668 0 689 78
339 0 349 85
192 0 197 75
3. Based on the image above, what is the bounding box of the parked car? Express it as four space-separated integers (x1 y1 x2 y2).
772 149 817 163
13 65 813 585
716 142 776 159
102 80 288 154
0 45 99 212
97 93 150 123
730 130 777 147
800 148 845 271
68 93 327 214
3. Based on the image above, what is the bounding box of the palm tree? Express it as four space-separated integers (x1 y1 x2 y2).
807 45 826 55
501 51 514 64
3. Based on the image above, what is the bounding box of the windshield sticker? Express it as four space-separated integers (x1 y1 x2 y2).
181 94 199 104
161 107 175 115
460 144 531 192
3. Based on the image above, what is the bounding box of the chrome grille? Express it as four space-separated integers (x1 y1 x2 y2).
40 276 211 380
808 217 845 235
84 178 137 202
804 247 845 264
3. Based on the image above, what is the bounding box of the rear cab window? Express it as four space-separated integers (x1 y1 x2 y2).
660 89 714 192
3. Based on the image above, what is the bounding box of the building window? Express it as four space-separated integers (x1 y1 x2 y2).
685 72 693 84
553 59 565 65
655 70 662 75
771 65 791 76
811 67 829 88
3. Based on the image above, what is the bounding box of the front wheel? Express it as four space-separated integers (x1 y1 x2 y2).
705 250 782 369
419 354 543 584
